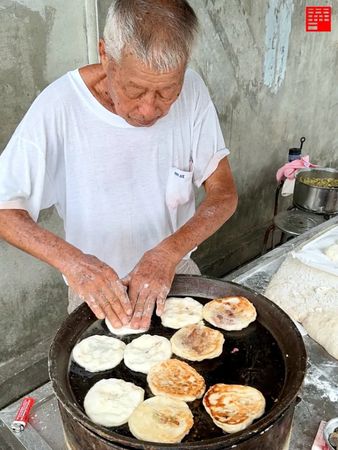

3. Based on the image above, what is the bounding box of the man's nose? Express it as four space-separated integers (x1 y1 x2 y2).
137 94 160 119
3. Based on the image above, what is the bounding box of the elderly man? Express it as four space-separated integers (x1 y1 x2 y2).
0 0 237 330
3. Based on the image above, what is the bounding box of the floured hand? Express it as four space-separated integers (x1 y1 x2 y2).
63 253 132 327
123 247 178 329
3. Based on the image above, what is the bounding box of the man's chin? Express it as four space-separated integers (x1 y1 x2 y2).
127 117 159 127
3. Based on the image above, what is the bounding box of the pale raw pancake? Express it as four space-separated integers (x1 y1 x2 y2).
128 396 194 443
203 296 257 331
124 334 172 374
105 318 148 336
203 384 265 433
147 359 206 401
72 335 125 372
84 378 144 427
161 297 203 329
170 323 224 361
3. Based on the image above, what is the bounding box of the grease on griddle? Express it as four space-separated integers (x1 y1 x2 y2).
68 296 285 443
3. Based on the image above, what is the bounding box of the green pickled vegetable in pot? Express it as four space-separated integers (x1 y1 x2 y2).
299 176 338 188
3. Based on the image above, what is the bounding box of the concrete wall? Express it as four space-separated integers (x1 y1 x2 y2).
0 0 99 403
188 0 338 275
0 0 337 402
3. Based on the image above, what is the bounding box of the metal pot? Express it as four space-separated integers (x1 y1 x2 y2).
293 168 338 214
49 275 307 450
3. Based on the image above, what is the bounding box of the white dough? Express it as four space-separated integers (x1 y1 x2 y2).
84 378 144 427
124 334 172 374
105 318 148 336
265 256 338 322
302 309 338 360
161 297 203 329
325 244 338 263
265 256 338 360
72 335 125 372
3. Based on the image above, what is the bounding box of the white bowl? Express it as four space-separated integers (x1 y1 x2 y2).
324 418 338 450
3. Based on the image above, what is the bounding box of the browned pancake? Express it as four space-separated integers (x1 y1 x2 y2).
147 359 205 401
203 296 257 331
170 323 224 361
128 396 194 443
203 384 265 433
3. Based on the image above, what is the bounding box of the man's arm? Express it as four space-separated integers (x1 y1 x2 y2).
0 209 132 326
126 157 238 328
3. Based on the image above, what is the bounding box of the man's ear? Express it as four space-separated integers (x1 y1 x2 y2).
99 39 109 70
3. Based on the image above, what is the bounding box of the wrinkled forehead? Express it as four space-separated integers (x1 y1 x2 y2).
110 48 186 89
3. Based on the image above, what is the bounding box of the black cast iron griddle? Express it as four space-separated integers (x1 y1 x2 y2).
68 278 286 444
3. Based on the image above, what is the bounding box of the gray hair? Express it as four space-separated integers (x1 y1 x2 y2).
103 0 198 72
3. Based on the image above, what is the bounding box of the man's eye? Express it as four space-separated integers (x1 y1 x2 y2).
159 90 180 102
127 89 145 99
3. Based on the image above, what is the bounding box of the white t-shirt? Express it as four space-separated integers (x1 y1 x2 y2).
0 68 229 277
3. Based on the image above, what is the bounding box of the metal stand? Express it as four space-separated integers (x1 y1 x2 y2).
262 183 326 254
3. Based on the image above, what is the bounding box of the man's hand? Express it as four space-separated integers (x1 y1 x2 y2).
64 254 132 327
123 248 178 330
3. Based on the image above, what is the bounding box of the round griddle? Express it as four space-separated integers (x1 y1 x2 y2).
49 275 307 449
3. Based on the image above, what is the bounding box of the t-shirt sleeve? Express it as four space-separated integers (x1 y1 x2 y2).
0 135 55 221
190 73 230 188
0 81 64 221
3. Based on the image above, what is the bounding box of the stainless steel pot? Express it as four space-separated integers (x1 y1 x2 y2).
293 168 338 214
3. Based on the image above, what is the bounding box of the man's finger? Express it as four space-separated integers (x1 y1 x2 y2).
86 297 106 320
98 295 123 328
121 274 131 287
100 282 130 322
128 279 139 309
140 295 156 329
156 287 170 316
109 296 130 326
112 280 133 315
130 289 148 328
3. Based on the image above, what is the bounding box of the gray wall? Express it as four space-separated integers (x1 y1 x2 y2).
0 0 99 391
0 0 337 394
189 0 338 275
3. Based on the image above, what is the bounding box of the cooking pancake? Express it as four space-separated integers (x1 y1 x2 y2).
128 396 194 443
170 323 224 361
203 384 265 433
147 359 206 402
72 335 125 373
124 334 172 374
84 378 144 427
203 296 257 331
105 318 148 336
161 297 203 329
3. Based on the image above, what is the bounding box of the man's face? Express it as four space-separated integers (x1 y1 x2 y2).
101 41 186 127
